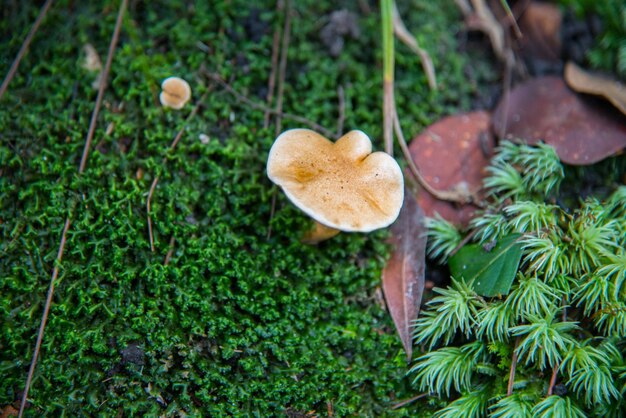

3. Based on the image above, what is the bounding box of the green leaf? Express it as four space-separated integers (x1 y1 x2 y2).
449 234 523 297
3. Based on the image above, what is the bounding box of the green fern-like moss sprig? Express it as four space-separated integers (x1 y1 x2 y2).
412 141 626 415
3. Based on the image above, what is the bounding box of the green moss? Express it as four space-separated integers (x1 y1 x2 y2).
1 0 488 415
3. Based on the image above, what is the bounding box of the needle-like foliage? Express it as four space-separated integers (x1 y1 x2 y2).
489 393 535 418
416 142 626 416
532 395 586 418
470 212 512 244
432 385 490 418
505 275 560 320
476 301 515 342
510 312 579 370
505 201 558 234
521 232 570 281
413 279 482 348
410 341 487 396
425 214 462 263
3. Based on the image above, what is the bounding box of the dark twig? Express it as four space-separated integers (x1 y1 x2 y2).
146 176 160 252
204 71 336 139
19 3 127 414
164 236 176 265
146 90 209 252
391 392 430 410
336 85 345 137
449 228 479 257
79 0 127 173
507 336 521 396
547 364 559 396
266 189 277 240
274 0 292 136
547 302 567 396
0 0 54 101
263 0 284 129
18 217 70 417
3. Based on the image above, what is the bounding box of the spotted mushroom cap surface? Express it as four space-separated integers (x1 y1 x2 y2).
267 129 404 232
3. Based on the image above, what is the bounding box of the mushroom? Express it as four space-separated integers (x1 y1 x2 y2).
267 129 404 241
159 76 191 109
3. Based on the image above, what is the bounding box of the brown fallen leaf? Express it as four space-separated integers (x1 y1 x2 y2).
493 76 626 165
408 111 494 226
565 61 626 116
382 188 427 361
517 2 562 62
0 405 18 418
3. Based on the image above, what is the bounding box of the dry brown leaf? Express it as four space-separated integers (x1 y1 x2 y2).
493 76 626 165
565 61 626 116
518 2 562 62
408 111 494 226
0 405 18 418
382 189 426 361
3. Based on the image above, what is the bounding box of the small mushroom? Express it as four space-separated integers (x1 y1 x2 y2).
159 76 191 109
267 129 404 240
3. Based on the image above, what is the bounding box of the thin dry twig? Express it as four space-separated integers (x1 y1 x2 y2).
266 189 277 240
547 364 559 396
79 3 126 173
164 235 176 265
391 392 430 410
274 0 292 136
393 113 474 204
507 336 521 396
547 303 567 396
18 1 127 416
18 217 70 417
263 0 284 129
146 89 209 252
499 0 523 40
146 176 160 252
0 0 54 101
449 228 479 257
204 71 337 139
392 2 437 90
336 85 345 137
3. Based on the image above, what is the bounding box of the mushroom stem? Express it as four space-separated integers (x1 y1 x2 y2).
301 221 341 244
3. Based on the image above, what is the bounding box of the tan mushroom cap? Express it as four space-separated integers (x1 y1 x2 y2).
159 76 191 109
267 129 404 232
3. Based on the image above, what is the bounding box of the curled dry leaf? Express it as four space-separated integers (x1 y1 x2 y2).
408 111 494 227
493 76 626 165
565 61 626 116
382 188 426 361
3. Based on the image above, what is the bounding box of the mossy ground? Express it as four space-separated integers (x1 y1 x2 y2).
1 1 492 416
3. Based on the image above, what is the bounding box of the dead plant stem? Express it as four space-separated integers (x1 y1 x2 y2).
274 0 292 137
0 0 54 101
18 1 127 415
